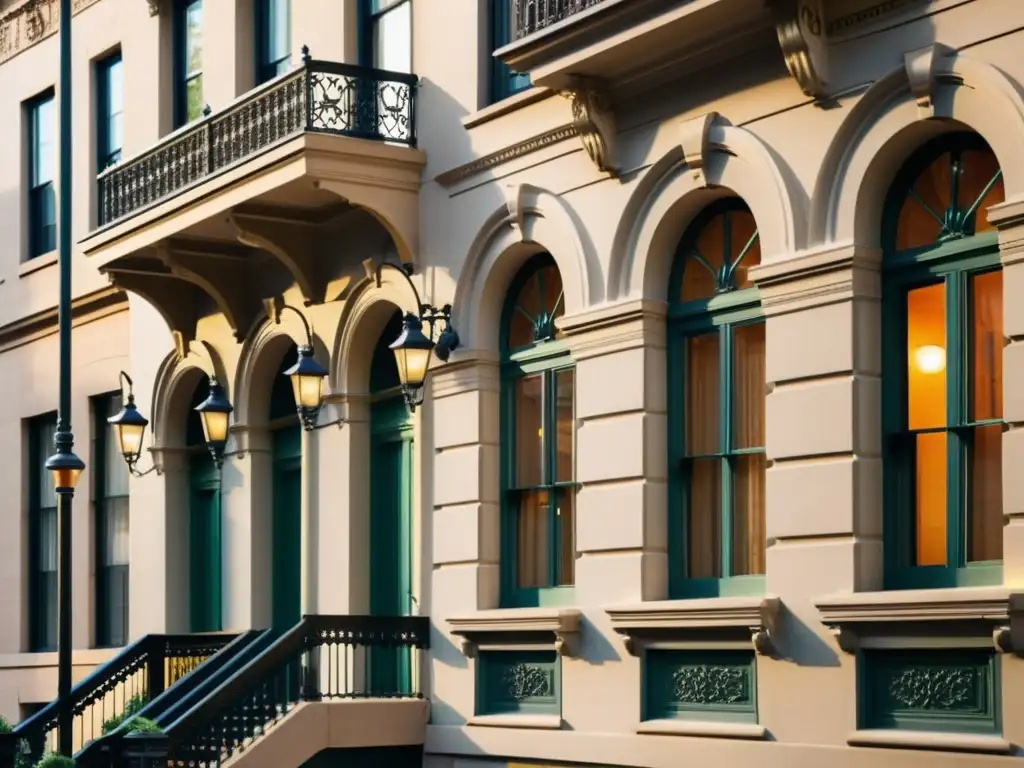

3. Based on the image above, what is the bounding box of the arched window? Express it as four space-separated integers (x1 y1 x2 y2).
882 133 1005 589
500 254 576 607
667 199 765 598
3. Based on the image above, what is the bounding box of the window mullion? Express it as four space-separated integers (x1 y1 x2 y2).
946 273 966 570
720 323 733 579
544 370 558 588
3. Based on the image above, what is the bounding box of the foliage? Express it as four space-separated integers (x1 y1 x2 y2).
0 715 33 768
125 717 162 735
0 715 12 733
100 694 146 735
33 754 75 768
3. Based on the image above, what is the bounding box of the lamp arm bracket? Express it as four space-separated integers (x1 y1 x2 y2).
129 463 162 478
118 370 135 400
265 299 316 348
375 260 425 310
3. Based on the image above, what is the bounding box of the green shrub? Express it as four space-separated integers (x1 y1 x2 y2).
0 715 12 733
125 717 162 735
33 754 75 768
100 694 146 735
0 715 32 768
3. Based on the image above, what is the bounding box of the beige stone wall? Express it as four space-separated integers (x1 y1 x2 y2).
1 1 1024 767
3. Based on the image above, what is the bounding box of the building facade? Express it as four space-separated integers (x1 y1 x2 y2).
1 0 1024 766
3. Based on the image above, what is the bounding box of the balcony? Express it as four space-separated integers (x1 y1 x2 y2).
82 55 425 353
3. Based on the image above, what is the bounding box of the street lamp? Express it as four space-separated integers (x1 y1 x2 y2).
45 444 85 494
276 305 328 431
194 378 233 468
107 371 152 475
374 262 460 411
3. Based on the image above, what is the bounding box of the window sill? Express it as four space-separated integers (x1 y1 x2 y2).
847 729 1012 755
462 86 554 129
448 607 582 657
815 587 1024 653
605 595 781 656
637 719 767 740
20 250 58 278
468 714 563 730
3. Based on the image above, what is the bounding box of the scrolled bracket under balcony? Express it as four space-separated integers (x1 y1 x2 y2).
82 55 425 348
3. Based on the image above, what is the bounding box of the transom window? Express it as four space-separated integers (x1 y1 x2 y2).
501 254 576 607
882 133 1005 589
668 199 766 598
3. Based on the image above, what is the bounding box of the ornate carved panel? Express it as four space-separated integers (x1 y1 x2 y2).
477 650 560 716
644 650 757 723
0 0 103 66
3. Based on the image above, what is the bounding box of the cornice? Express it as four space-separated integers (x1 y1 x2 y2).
435 123 580 188
448 608 582 658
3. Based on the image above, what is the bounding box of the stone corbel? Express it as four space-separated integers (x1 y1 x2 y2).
103 268 200 358
828 625 858 654
562 77 616 176
770 0 830 101
448 609 582 659
679 112 720 186
155 241 263 342
904 43 953 118
145 0 160 16
229 212 327 306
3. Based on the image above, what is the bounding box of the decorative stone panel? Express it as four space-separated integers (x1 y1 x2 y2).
644 649 758 724
476 650 560 717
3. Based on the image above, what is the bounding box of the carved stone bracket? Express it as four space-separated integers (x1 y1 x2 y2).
448 608 582 659
229 211 327 306
904 42 954 118
678 111 720 186
817 588 1024 655
103 268 201 358
770 0 830 101
145 0 160 15
562 76 616 176
606 596 783 658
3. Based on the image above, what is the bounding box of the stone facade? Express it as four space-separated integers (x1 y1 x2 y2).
1 0 1024 766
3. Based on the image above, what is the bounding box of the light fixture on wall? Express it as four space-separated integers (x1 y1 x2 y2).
195 378 234 468
272 304 329 431
375 261 460 412
914 344 946 375
107 371 160 477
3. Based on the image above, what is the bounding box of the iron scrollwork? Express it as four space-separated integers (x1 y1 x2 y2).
512 0 607 39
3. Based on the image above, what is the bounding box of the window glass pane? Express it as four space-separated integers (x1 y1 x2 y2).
373 1 411 73
685 332 719 455
102 497 130 566
33 97 54 185
556 488 575 586
968 424 1002 563
515 375 543 487
732 453 766 576
914 431 947 567
104 396 130 498
896 151 949 250
555 369 573 482
971 270 1002 422
681 213 724 302
186 74 204 122
103 56 124 166
185 1 203 76
906 282 946 431
731 322 764 449
103 564 129 647
516 489 548 588
729 209 761 290
37 418 57 510
31 183 56 255
958 149 1004 236
265 0 290 68
687 458 721 579
507 261 564 350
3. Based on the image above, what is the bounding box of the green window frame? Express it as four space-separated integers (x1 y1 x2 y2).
256 0 290 84
881 132 1005 590
174 0 204 127
96 51 123 171
489 0 530 104
667 198 766 599
28 413 58 652
93 394 130 648
500 253 577 608
27 90 56 259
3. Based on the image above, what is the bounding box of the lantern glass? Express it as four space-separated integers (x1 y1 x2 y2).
51 466 83 491
393 345 432 390
200 410 230 446
290 372 324 411
116 422 146 462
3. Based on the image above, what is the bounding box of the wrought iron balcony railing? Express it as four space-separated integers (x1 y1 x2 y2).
97 53 418 227
512 0 609 39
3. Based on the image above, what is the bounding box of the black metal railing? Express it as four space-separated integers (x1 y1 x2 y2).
96 54 418 227
0 633 235 768
512 0 609 39
107 615 429 768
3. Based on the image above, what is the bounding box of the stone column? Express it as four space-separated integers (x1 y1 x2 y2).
428 356 500 725
562 301 668 607
750 244 883 746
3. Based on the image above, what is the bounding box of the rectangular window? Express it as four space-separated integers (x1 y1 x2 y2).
476 650 560 716
29 413 58 652
175 0 204 126
860 649 999 734
362 0 411 73
94 395 130 648
27 91 56 259
675 318 766 596
489 0 530 103
644 649 758 724
96 52 124 171
508 366 576 603
256 0 290 84
886 266 1003 587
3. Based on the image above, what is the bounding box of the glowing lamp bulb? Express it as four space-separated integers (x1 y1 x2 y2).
914 344 946 374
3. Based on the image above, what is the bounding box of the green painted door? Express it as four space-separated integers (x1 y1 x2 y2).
189 454 222 632
272 424 302 629
369 396 413 694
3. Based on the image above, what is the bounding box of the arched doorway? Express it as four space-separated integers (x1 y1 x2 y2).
187 378 221 632
369 310 413 691
270 342 303 628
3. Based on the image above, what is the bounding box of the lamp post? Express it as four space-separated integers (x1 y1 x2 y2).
47 0 79 756
374 262 460 411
